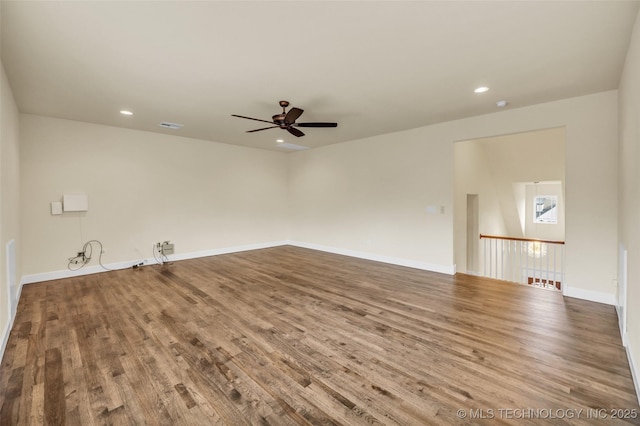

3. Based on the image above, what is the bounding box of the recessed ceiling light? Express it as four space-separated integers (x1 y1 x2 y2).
496 100 508 108
474 86 489 93
120 110 133 116
276 139 284 143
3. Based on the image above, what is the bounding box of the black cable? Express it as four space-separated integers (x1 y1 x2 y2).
153 243 164 265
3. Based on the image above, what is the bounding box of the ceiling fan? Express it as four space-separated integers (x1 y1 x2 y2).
232 100 338 137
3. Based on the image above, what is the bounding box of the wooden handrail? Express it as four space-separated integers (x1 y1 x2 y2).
479 234 565 245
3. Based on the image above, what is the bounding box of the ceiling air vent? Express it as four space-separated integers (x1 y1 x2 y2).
278 143 309 151
159 121 184 130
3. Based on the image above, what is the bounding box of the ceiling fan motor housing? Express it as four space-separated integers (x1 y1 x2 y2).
232 100 338 137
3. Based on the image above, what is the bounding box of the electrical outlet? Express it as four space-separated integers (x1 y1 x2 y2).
161 242 174 255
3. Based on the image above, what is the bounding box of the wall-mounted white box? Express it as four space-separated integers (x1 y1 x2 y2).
51 201 63 215
63 194 89 212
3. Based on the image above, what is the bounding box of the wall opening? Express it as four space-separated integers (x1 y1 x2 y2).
454 127 566 288
466 194 479 275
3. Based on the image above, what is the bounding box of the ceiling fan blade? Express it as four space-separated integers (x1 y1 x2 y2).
231 114 276 125
287 127 305 137
247 126 279 133
285 107 304 124
295 122 338 128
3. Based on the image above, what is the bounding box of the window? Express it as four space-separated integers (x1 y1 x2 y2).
534 195 558 224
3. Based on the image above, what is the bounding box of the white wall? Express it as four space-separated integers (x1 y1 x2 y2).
618 8 640 404
454 138 508 273
20 115 289 278
1 61 21 360
290 90 618 302
524 182 564 241
289 128 455 273
479 129 565 238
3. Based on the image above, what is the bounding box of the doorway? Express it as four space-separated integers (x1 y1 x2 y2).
454 127 566 281
466 194 479 275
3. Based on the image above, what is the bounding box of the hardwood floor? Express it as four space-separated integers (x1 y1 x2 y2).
1 246 638 425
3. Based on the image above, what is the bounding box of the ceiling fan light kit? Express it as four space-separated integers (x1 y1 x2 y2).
232 100 338 138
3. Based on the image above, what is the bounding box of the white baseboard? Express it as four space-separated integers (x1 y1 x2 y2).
563 286 616 305
287 240 456 275
169 240 289 262
21 259 152 285
622 324 629 348
626 337 640 407
20 240 290 285
1 279 24 365
19 240 620 304
22 239 455 286
0 316 10 365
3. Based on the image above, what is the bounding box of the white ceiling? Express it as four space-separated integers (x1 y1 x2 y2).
2 1 639 152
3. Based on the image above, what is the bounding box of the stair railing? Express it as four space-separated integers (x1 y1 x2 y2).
479 234 565 290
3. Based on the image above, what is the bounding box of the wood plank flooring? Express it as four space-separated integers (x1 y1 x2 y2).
0 245 638 425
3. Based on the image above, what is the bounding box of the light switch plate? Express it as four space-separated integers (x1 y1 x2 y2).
51 201 63 215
